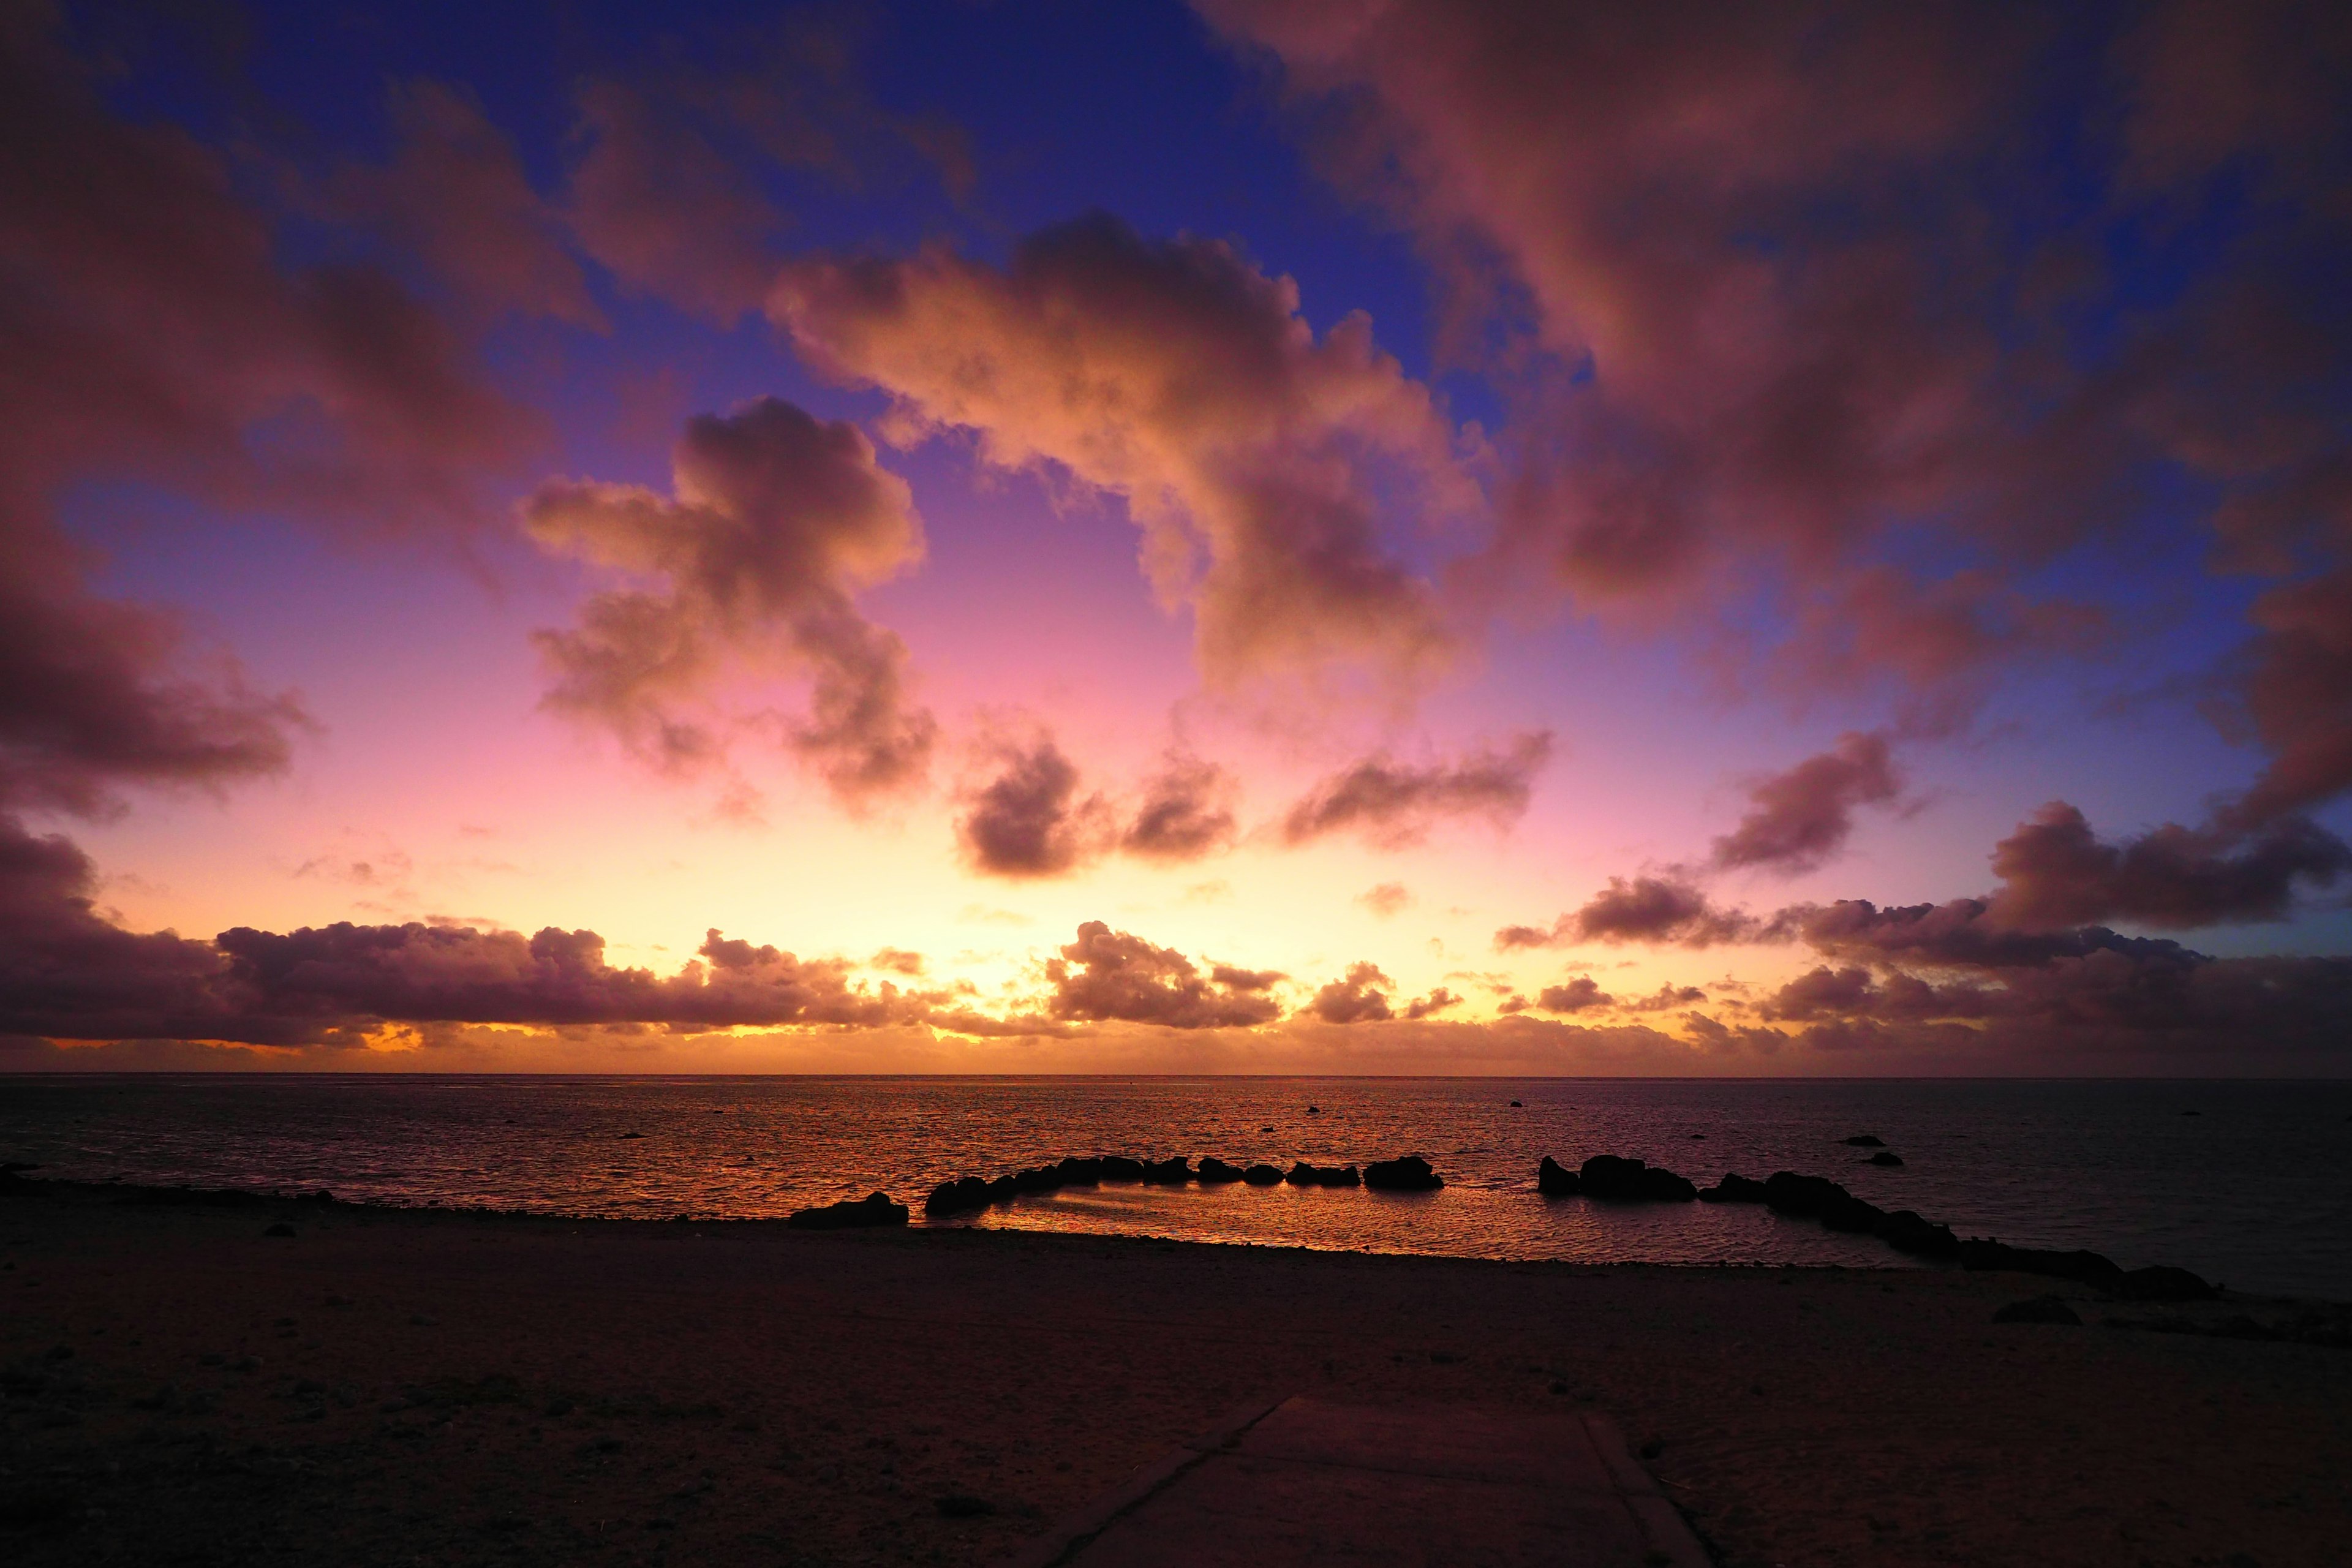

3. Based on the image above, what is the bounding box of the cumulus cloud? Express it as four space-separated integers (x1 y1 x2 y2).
0 9 548 824
1712 731 1901 873
1984 802 2351 930
1120 753 1238 862
1204 0 2352 823
1307 961 1393 1023
1535 976 1611 1013
1280 732 1551 848
1355 881 1415 918
957 737 1112 878
525 398 935 802
1044 920 1281 1028
771 212 1474 690
1402 986 1461 1019
1499 876 1760 951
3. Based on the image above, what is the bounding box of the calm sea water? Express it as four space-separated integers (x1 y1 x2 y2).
2 1076 2347 1299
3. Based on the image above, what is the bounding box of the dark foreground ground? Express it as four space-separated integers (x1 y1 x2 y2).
2 1181 2347 1567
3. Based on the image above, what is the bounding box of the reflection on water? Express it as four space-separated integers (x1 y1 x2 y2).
3 1075 2348 1297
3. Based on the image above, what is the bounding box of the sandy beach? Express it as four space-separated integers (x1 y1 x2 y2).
3 1181 2348 1567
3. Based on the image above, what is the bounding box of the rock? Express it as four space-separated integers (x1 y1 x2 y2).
786 1192 908 1230
923 1177 990 1218
1698 1174 1768 1204
1509 1099 1523 1107
1096 1156 1147 1182
1363 1155 1444 1191
1865 1151 1905 1166
1841 1134 1886 1147
263 1222 296 1238
2108 1265 2218 1303
1286 1161 1360 1187
1242 1163 1284 1185
1872 1209 1959 1257
619 1131 646 1140
1141 1156 1193 1184
1992 1295 2081 1325
1195 1156 1245 1183
1055 1157 1102 1186
1011 1166 1063 1194
1536 1156 1578 1197
1818 1193 1887 1233
1578 1155 1697 1201
1762 1171 1851 1215
1957 1240 2124 1289
1306 1105 1320 1114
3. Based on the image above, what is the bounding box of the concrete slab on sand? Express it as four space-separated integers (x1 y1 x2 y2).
1008 1394 1710 1568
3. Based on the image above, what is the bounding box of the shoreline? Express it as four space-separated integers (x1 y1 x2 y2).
5 1178 2351 1566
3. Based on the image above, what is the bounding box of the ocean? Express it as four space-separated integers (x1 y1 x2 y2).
3 1074 2347 1298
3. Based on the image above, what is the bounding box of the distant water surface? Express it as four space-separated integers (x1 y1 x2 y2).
2 1076 2347 1298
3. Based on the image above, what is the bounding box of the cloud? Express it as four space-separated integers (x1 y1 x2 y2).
1500 876 1760 951
1307 961 1393 1023
525 397 935 802
1354 881 1415 918
869 947 925 975
1983 801 2351 930
1403 987 1461 1019
321 79 602 327
1044 921 1281 1028
1204 0 2352 820
771 212 1474 690
1120 753 1238 862
957 736 1112 878
1711 731 1901 873
1535 976 1612 1013
1624 982 1708 1012
1280 732 1551 848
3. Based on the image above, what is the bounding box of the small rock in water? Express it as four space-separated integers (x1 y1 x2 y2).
1536 1156 1578 1197
1698 1174 1768 1204
263 1222 296 1238
1509 1099 1523 1107
1196 1156 1245 1184
1363 1155 1444 1191
1306 1105 1319 1114
1242 1163 1284 1185
1841 1134 1887 1147
619 1131 646 1140
1578 1155 1697 1202
1866 1151 1905 1167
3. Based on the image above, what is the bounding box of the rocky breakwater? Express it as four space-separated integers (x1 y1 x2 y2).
786 1192 908 1230
923 1152 1447 1216
1537 1153 1702 1200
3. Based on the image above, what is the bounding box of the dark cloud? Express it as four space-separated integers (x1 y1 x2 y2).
1204 0 2352 818
773 212 1472 690
1624 982 1708 1012
1044 921 1282 1028
1575 876 1757 948
1535 976 1611 1013
1985 802 2351 930
1402 986 1461 1019
1210 963 1286 993
1779 895 2192 971
1712 732 1900 873
957 737 1112 879
1281 732 1551 848
1120 754 1237 862
526 398 935 802
0 9 542 822
1306 962 1393 1023
0 814 906 1046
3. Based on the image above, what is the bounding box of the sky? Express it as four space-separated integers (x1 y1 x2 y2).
4 0 2350 1075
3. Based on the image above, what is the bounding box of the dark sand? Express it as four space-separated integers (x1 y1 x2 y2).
3 1182 2348 1567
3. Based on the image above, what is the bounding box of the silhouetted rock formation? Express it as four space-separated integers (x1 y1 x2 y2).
1140 1156 1192 1184
1866 1151 1905 1167
1697 1174 1768 1204
1992 1295 2081 1325
1872 1209 1959 1258
1242 1163 1284 1185
1578 1155 1697 1201
1363 1155 1444 1191
1286 1162 1361 1187
1196 1157 1245 1183
1097 1156 1147 1182
787 1192 907 1230
1537 1156 1578 1197
1958 1239 2125 1289
1055 1157 1102 1186
1842 1134 1886 1147
924 1177 990 1217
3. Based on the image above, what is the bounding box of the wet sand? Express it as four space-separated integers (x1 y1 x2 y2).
2 1180 2347 1567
